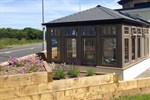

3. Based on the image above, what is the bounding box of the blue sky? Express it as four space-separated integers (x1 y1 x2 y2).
0 0 122 29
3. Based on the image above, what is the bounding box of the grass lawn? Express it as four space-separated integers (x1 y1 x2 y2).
111 94 150 100
0 38 42 49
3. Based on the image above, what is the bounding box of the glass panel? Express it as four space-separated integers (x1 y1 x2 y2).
51 38 60 61
64 28 77 36
124 39 129 63
81 26 96 36
144 37 146 56
102 25 116 35
124 27 129 34
131 27 137 36
102 38 117 65
66 38 77 60
137 37 141 58
142 37 145 57
83 38 95 62
112 26 116 35
137 28 142 35
51 29 60 36
132 37 135 60
147 37 149 54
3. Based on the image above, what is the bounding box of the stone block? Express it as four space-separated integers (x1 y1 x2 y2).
140 87 150 94
0 87 19 99
38 83 53 93
102 92 113 100
118 81 128 90
31 72 48 83
126 80 138 89
19 84 39 96
89 86 99 92
56 91 65 99
40 93 54 100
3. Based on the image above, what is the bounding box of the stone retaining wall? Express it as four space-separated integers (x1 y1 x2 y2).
0 73 150 100
0 73 115 100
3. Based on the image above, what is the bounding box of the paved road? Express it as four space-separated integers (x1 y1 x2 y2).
0 44 42 62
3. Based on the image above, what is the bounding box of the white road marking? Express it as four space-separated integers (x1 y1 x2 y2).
0 46 41 55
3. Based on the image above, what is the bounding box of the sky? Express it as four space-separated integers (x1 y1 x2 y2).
0 0 122 30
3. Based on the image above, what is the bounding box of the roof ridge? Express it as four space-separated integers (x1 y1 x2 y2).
98 6 121 19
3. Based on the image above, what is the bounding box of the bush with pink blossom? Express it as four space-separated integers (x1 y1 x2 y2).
0 55 46 75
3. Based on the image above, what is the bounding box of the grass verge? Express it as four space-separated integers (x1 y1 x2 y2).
111 94 150 100
0 38 42 49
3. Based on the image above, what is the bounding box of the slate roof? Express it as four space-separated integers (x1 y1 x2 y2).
43 5 150 26
118 0 129 5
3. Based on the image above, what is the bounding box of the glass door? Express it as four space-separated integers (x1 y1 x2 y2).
82 38 96 65
66 38 77 62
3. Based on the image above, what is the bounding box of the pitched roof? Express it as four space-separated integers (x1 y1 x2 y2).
118 0 129 5
43 5 150 26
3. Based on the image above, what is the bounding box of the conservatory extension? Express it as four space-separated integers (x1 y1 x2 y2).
43 5 149 69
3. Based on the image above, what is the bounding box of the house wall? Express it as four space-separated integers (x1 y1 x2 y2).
121 8 150 57
123 58 150 80
122 0 150 8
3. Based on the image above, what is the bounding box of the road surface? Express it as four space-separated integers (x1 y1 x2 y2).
0 44 42 62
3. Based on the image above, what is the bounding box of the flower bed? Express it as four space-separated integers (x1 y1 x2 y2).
50 63 108 80
0 55 46 76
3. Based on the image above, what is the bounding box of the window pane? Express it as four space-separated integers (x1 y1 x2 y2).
64 28 77 36
102 38 117 65
144 37 146 56
51 38 60 61
102 25 116 35
124 39 129 63
132 37 135 60
66 38 77 60
142 37 145 57
137 38 141 58
124 27 129 34
147 37 149 55
137 28 142 35
51 29 60 36
132 27 136 35
83 38 95 62
81 26 96 36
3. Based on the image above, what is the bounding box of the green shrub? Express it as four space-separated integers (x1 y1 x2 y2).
53 69 65 80
29 64 38 72
87 68 95 76
0 66 4 72
68 67 80 78
15 62 24 67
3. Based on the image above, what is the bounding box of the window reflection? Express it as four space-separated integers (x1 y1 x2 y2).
51 38 60 61
137 37 141 58
124 39 129 63
132 37 135 60
81 26 96 36
102 38 117 65
83 38 95 63
64 29 77 36
102 25 116 35
66 38 77 60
